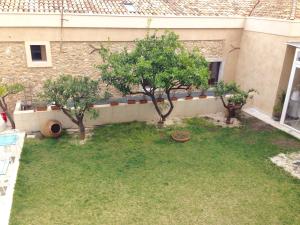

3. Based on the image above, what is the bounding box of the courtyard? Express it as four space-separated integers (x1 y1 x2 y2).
9 116 300 225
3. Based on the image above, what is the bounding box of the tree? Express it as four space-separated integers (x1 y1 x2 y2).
41 75 101 140
214 81 256 124
0 82 24 129
98 31 209 124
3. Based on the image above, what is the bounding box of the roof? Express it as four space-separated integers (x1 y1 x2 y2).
0 0 299 20
287 42 300 48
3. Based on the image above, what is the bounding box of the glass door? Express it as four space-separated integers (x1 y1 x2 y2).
281 49 300 131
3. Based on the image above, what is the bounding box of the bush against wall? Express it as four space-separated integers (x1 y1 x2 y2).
97 31 209 124
214 81 256 123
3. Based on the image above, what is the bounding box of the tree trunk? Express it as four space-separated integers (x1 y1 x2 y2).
78 119 85 140
149 91 174 125
226 104 235 124
5 111 15 129
149 95 164 123
0 98 15 129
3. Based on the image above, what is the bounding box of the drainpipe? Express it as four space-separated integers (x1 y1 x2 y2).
248 0 260 17
60 0 64 53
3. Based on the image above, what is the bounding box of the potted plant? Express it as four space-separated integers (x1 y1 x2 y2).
185 87 193 100
139 95 148 104
272 91 286 121
33 100 48 111
127 96 136 104
110 99 119 106
199 83 208 98
51 105 61 110
215 81 256 124
49 102 61 110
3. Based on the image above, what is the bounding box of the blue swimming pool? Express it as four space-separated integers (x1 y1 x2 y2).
0 134 18 146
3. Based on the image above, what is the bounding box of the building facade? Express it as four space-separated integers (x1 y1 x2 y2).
1 0 300 118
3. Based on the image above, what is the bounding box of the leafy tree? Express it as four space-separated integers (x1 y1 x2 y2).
214 81 256 124
98 31 209 124
0 82 24 129
41 75 101 140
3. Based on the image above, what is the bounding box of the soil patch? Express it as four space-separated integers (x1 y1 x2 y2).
272 138 300 149
242 116 275 132
201 112 241 128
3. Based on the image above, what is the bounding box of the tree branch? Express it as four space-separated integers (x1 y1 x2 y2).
61 108 79 125
220 95 229 109
129 91 146 95
228 44 240 54
89 44 101 54
161 89 174 120
170 85 189 91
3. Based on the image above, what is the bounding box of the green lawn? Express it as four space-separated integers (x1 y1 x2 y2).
10 117 300 225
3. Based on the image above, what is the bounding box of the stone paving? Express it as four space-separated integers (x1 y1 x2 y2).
271 152 300 179
0 131 25 225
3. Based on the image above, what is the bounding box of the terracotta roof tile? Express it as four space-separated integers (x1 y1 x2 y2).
250 0 296 19
0 0 298 20
295 0 300 19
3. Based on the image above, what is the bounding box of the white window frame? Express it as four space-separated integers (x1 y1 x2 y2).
280 47 300 133
206 58 224 82
25 41 52 67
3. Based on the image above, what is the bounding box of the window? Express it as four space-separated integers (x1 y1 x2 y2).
25 41 52 67
208 61 223 85
30 45 47 61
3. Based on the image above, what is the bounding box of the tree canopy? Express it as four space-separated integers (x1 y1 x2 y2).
41 75 101 139
214 81 256 123
98 31 209 123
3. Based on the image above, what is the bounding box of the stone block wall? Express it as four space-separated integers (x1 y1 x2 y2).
0 40 224 110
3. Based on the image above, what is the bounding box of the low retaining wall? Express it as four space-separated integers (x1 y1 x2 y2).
14 97 226 133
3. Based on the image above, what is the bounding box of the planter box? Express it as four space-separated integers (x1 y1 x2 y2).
110 102 119 106
185 96 193 100
127 99 136 104
199 95 207 99
36 106 47 111
51 105 61 111
139 99 148 104
156 98 164 103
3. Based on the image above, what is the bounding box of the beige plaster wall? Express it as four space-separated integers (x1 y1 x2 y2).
235 31 300 116
14 97 226 133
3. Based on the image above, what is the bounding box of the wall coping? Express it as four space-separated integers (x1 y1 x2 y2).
1 13 300 37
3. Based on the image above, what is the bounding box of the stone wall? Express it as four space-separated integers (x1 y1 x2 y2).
0 40 224 110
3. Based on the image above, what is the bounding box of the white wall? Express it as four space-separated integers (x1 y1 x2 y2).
14 97 226 132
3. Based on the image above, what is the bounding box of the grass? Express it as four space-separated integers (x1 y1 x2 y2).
10 117 300 225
